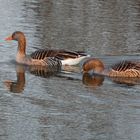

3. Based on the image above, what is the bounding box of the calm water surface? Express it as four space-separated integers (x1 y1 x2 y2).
0 0 140 140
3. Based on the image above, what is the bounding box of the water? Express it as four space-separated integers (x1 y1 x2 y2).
0 0 140 139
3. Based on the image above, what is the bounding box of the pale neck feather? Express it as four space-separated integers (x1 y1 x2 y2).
16 52 26 63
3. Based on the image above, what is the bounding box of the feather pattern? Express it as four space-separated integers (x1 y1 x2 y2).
111 60 140 71
30 49 87 60
109 60 140 77
42 57 62 68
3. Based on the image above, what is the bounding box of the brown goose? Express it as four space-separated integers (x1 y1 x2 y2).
82 58 140 77
5 31 89 67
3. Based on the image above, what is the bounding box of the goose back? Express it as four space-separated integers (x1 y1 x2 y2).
30 49 86 60
109 60 140 77
111 60 140 71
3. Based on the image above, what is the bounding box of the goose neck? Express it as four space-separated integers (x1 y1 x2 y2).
17 38 26 56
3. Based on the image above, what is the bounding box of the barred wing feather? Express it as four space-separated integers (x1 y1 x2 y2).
111 61 140 71
30 49 87 60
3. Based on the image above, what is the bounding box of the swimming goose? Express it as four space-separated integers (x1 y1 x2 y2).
82 58 140 77
5 31 89 67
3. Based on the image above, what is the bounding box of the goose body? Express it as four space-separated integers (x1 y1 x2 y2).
82 58 140 77
5 31 89 67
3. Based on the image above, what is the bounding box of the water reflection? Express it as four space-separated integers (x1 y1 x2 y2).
82 73 140 88
4 65 25 93
4 63 140 93
4 64 61 93
28 64 61 78
82 73 104 88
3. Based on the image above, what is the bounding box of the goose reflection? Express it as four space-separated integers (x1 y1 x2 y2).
4 65 25 93
82 73 140 88
28 64 61 78
82 73 104 88
4 64 61 93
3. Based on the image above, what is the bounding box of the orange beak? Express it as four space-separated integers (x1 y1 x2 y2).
5 36 12 41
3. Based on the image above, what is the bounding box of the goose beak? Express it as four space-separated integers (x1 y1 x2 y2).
5 36 12 41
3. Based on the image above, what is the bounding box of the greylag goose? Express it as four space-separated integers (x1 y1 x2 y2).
5 31 89 67
82 58 140 77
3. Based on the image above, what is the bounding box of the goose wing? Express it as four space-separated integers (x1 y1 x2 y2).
54 50 87 60
30 49 58 59
111 60 140 71
30 49 87 60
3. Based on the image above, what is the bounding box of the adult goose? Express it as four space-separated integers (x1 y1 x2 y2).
82 58 140 77
5 31 89 67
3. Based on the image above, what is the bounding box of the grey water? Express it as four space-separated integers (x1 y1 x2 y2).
0 0 140 140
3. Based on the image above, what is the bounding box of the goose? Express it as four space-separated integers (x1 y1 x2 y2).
5 31 89 67
82 58 140 77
